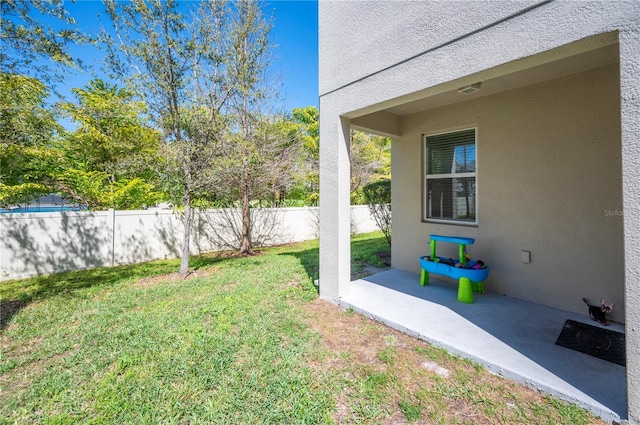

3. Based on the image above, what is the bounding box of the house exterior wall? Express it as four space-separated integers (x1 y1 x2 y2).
319 0 639 422
620 26 640 425
319 1 635 116
392 64 624 321
319 0 542 96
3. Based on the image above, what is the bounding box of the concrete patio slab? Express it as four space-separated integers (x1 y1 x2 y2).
340 269 627 424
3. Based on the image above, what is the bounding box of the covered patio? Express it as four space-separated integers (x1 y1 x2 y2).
319 2 639 423
341 269 626 424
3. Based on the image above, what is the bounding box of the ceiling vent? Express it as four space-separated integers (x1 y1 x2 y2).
457 82 482 95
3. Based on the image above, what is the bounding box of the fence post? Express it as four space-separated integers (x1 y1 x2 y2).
108 208 116 267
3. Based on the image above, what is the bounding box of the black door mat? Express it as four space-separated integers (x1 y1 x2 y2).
555 319 625 367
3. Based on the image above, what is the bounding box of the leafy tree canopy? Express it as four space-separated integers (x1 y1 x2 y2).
292 106 319 158
289 106 319 205
0 0 89 84
59 79 160 182
56 78 163 209
351 130 391 204
0 73 62 206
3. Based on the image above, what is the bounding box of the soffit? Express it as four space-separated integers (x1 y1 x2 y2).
384 43 619 117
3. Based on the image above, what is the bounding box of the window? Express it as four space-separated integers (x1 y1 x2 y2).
424 128 476 223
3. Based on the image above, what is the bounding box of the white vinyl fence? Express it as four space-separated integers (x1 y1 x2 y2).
0 206 377 281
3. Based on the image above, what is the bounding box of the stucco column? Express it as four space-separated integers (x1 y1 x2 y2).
319 110 351 303
620 27 640 425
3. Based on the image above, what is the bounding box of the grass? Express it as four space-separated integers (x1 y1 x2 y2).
1 232 606 424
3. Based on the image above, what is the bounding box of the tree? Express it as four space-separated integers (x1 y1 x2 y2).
363 179 392 246
350 130 391 204
212 113 302 252
211 0 297 255
104 0 232 275
60 80 160 180
0 74 161 210
57 79 162 209
0 0 92 208
0 0 88 84
291 106 320 205
289 108 391 207
0 73 62 207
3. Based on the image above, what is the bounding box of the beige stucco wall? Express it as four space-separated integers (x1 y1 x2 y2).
319 0 542 96
392 64 624 322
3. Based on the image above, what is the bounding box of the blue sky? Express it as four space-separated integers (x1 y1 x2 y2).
267 0 319 110
51 0 319 113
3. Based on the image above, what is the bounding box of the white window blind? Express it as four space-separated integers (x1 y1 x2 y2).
424 128 477 223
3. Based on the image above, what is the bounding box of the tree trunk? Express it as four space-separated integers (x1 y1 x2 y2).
179 191 192 275
239 173 252 255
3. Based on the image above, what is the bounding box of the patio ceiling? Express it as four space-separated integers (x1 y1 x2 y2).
349 36 619 137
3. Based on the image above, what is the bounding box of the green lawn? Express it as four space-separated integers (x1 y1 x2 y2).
0 233 604 424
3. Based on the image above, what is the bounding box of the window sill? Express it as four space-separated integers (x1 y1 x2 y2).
423 218 478 227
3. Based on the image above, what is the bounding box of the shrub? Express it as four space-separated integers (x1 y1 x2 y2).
363 179 391 246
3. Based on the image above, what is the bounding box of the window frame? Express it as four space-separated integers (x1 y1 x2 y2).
422 127 478 225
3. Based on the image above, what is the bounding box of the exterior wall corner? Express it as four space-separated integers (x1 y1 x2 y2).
319 109 352 303
620 26 640 425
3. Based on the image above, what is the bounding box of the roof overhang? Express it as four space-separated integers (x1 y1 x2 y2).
346 32 619 137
